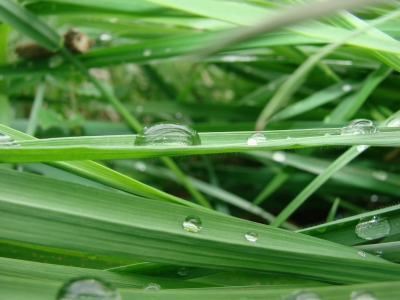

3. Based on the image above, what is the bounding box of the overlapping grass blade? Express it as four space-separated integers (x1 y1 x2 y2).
1 167 400 284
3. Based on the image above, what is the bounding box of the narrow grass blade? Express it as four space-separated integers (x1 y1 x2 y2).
326 197 340 223
26 81 45 136
0 0 61 51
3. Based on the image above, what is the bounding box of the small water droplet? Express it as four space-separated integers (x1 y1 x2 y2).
355 216 390 240
143 48 152 57
357 251 366 257
183 215 202 233
134 123 201 146
372 171 388 181
282 290 321 300
356 145 368 153
324 133 331 137
272 151 286 162
386 116 400 127
341 119 378 135
56 277 121 300
175 112 182 119
247 133 267 146
108 18 118 23
370 195 379 202
286 136 291 139
49 55 64 68
342 84 352 92
143 283 161 291
135 162 146 172
177 267 188 276
350 290 377 300
374 250 383 257
245 231 258 242
0 134 20 147
164 47 171 53
99 33 112 42
135 105 143 113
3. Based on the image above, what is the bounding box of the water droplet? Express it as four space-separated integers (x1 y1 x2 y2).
342 84 352 92
177 267 188 276
175 112 182 119
143 48 152 57
99 33 112 42
350 290 377 300
357 251 366 257
355 216 391 240
324 133 331 137
0 134 19 147
56 277 121 300
272 151 286 162
143 283 161 291
370 195 379 202
245 231 258 242
247 133 267 146
286 136 291 140
282 290 321 300
164 47 171 53
372 171 388 181
356 145 368 153
386 116 400 127
108 18 118 23
341 119 378 135
374 250 383 257
49 55 64 68
183 215 202 233
134 123 201 146
135 162 146 172
135 105 143 113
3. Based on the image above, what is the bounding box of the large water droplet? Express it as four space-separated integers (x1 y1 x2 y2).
350 290 377 300
49 55 64 68
134 123 201 146
282 290 321 300
372 171 388 181
183 215 202 233
57 277 121 300
143 48 152 57
177 267 188 276
355 216 390 240
386 116 400 127
247 133 267 146
341 119 378 135
245 231 258 242
0 134 19 147
143 283 161 291
272 151 286 162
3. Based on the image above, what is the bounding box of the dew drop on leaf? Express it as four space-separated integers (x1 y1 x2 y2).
177 267 189 276
282 290 321 300
272 151 286 162
134 123 201 146
143 48 152 57
355 216 390 240
372 171 388 181
0 134 20 147
183 215 202 233
247 133 266 146
245 231 258 242
341 119 378 135
143 283 161 291
56 277 121 300
350 290 377 300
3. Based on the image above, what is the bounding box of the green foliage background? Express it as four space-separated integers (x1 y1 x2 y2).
0 0 400 299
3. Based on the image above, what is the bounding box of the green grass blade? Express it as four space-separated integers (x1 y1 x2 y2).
26 81 45 136
355 242 400 263
0 0 61 51
2 167 400 284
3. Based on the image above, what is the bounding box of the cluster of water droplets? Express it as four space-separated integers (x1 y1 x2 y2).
341 119 379 135
134 123 201 147
355 215 391 240
56 277 121 300
0 134 19 147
